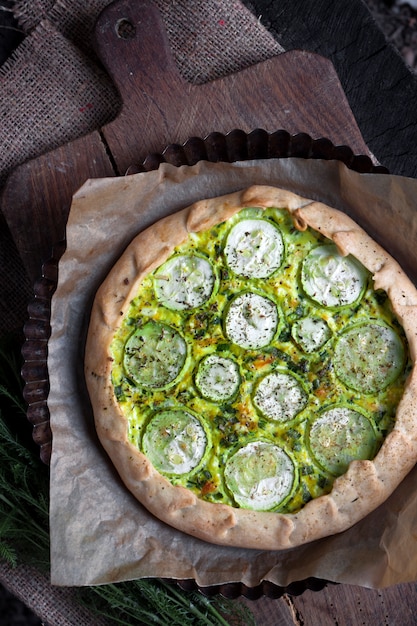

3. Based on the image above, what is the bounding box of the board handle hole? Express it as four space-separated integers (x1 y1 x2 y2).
116 18 136 39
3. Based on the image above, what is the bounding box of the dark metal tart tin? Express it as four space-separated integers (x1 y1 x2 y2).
21 129 387 598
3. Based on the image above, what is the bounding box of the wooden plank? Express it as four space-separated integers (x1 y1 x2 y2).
1 131 115 282
240 595 296 625
242 0 417 177
289 582 417 625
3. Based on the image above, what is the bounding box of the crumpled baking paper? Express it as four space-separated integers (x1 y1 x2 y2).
48 158 417 587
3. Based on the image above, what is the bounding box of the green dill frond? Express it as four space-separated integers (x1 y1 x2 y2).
0 334 50 571
78 579 255 626
0 382 25 414
0 540 17 567
0 333 25 410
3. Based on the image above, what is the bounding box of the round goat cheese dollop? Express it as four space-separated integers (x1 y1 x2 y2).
224 291 279 349
301 244 368 308
254 371 308 422
224 218 284 278
154 254 215 310
195 354 240 402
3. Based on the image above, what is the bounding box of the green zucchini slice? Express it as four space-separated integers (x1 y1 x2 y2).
142 409 210 476
123 321 187 389
301 244 368 308
307 406 377 476
334 322 405 393
224 441 296 510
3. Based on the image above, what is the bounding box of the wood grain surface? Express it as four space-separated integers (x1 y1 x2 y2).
242 0 417 178
245 581 417 625
95 0 370 173
2 133 114 283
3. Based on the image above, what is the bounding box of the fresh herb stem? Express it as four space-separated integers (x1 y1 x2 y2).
0 382 25 412
80 583 170 625
158 580 232 626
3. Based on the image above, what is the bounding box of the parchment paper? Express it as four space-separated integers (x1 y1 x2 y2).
48 158 417 588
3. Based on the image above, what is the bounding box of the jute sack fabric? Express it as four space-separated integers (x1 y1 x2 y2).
0 561 114 626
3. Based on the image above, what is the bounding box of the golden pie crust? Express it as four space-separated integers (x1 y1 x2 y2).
84 185 417 549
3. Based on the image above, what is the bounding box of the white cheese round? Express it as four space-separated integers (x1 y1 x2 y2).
254 371 308 422
154 254 215 310
301 244 368 308
224 218 284 278
195 354 240 402
224 291 278 349
291 316 331 353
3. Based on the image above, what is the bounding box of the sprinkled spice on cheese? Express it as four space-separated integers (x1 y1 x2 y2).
110 206 410 514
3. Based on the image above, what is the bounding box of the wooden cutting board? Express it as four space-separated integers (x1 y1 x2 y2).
1 0 372 283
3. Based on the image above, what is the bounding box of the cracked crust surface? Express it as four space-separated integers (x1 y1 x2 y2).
84 185 417 550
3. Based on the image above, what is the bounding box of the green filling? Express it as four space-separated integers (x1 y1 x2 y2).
111 206 410 514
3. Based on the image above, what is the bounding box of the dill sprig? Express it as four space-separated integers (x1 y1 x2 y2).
0 334 50 571
78 579 253 626
0 333 255 625
0 416 50 570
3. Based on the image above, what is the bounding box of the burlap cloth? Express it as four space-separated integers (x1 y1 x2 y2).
0 1 286 622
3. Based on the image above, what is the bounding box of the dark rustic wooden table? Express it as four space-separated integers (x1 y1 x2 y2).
2 0 417 624
245 0 417 179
